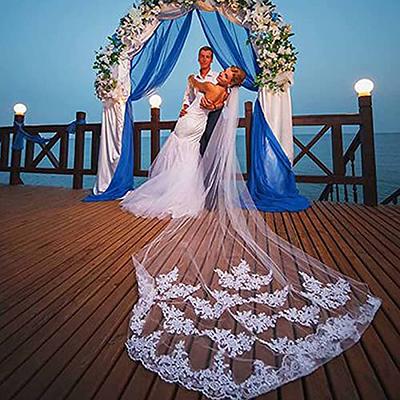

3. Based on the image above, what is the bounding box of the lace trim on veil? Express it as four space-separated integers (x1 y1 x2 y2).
126 263 381 400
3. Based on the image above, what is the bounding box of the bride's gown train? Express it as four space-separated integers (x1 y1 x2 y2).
121 92 208 218
122 88 381 399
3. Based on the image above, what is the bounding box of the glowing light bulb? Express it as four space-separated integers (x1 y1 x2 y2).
354 79 374 97
149 94 162 108
13 103 27 115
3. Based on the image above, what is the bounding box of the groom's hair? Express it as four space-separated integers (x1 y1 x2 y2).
230 66 246 87
198 46 213 57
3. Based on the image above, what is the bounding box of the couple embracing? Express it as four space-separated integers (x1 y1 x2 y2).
121 46 246 219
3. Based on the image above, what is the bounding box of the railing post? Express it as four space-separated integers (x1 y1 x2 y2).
331 124 344 201
9 113 24 185
245 101 253 177
358 95 377 206
150 107 160 163
73 119 85 189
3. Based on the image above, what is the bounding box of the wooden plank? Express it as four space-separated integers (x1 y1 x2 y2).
284 209 368 400
0 215 158 364
0 187 399 400
292 206 390 400
342 204 400 250
293 114 361 125
0 218 167 399
314 203 400 330
310 203 400 399
350 204 400 239
0 202 118 283
271 212 332 400
0 210 132 321
329 204 400 285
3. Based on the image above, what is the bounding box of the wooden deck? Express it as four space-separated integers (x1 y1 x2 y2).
0 185 399 400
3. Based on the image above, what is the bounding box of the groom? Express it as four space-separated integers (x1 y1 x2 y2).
179 46 224 156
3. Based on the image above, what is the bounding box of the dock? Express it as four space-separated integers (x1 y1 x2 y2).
0 185 399 400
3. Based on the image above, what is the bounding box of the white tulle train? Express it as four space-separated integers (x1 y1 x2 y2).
121 88 381 399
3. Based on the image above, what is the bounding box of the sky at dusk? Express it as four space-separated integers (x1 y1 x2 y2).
0 0 399 133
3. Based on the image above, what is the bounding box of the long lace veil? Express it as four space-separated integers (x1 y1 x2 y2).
126 87 381 399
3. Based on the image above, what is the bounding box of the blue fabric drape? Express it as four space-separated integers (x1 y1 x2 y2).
197 10 309 212
248 101 309 211
67 118 86 135
12 122 51 150
84 12 192 201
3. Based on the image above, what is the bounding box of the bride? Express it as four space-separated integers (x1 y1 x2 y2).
120 66 246 219
122 65 381 399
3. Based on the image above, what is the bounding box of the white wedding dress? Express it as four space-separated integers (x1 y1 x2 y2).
121 91 209 218
123 88 381 399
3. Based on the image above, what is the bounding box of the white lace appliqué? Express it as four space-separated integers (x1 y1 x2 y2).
299 271 352 309
126 262 381 400
216 259 273 290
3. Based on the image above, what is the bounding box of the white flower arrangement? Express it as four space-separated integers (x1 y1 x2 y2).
94 0 297 101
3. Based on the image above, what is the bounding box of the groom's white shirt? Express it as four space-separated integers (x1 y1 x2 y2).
182 70 219 108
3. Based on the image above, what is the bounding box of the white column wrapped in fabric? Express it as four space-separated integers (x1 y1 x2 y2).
93 58 131 195
93 99 127 195
258 85 294 164
93 22 160 195
93 5 189 196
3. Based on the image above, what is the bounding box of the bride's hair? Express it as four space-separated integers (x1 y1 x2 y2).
230 66 246 87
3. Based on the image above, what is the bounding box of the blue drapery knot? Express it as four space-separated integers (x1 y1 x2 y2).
12 121 51 151
66 118 86 135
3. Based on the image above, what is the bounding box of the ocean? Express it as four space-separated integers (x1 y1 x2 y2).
1 132 398 203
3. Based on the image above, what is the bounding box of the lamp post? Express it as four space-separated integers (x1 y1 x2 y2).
354 79 377 206
149 95 162 162
10 103 27 185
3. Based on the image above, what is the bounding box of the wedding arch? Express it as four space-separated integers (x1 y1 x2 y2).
85 0 308 212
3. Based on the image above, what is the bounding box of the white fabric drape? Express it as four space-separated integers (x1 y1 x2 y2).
258 87 294 164
93 99 126 195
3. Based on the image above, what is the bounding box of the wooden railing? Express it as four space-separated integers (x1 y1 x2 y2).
0 113 101 189
133 103 253 179
0 95 380 205
292 97 378 205
381 188 400 205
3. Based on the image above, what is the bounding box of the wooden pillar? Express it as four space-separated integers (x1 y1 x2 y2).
9 114 24 185
358 95 377 206
133 124 141 176
331 124 344 201
245 101 253 178
73 114 85 189
76 111 86 122
150 107 160 163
